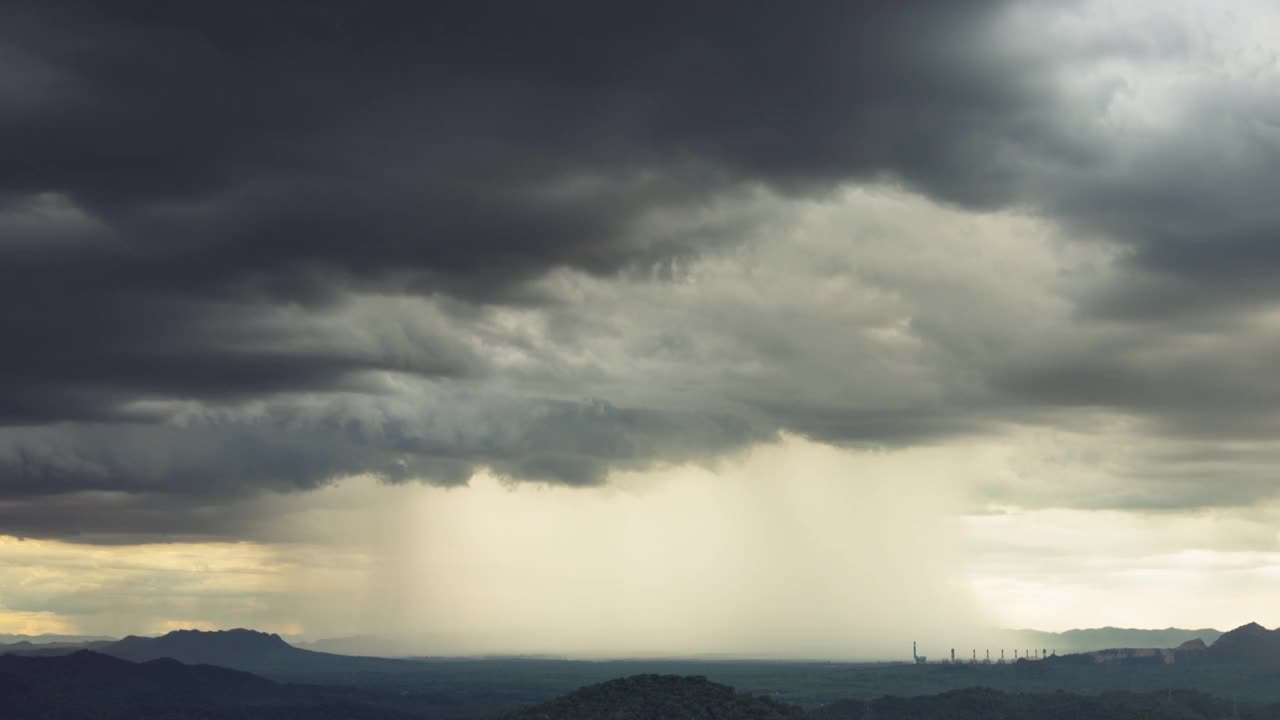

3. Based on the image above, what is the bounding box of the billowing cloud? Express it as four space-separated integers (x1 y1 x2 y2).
4 0 1280 551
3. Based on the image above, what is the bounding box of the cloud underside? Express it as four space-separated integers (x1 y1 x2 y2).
5 1 1280 539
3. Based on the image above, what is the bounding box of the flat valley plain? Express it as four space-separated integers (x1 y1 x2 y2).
271 657 1280 717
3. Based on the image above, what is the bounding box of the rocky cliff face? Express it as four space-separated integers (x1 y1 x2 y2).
1085 647 1177 665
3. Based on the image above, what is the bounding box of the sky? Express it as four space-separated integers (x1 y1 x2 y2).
3 0 1280 658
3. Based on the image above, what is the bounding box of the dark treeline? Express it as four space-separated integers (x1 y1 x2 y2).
499 674 806 719
503 677 1280 720
6 651 1280 719
813 687 1280 720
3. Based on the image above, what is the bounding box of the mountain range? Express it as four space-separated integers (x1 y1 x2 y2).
1029 621 1280 672
1 625 1234 663
6 625 1280 719
2 628 423 678
293 626 1227 659
3 625 1268 669
1004 626 1223 654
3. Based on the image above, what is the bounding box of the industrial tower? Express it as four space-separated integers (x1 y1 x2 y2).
912 641 927 664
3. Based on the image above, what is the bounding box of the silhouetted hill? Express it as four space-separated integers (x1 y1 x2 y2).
0 649 275 700
1205 622 1280 664
500 674 807 720
94 628 421 676
0 651 418 719
105 628 296 666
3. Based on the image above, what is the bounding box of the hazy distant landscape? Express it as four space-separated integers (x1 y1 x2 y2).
292 627 1225 661
4 623 1280 718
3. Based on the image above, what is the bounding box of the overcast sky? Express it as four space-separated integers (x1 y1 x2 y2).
4 0 1280 656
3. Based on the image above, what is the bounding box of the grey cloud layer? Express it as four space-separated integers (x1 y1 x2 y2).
5 1 1280 539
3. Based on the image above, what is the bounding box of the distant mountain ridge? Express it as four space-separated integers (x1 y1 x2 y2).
1005 626 1222 654
298 626 1227 660
298 633 432 657
2 627 428 678
105 628 296 667
96 628 429 677
3 625 1254 673
0 633 115 645
1043 622 1280 667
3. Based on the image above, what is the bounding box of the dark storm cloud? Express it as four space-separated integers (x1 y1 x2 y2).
0 395 766 541
0 396 761 498
0 0 1058 307
1056 121 1280 321
7 0 1280 536
1 0 1036 474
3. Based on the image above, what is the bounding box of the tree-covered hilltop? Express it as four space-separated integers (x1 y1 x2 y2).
811 687 1280 720
499 673 807 720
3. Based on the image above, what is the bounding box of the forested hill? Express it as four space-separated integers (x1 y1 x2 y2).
1204 622 1280 664
0 651 414 720
499 674 807 720
811 687 1280 720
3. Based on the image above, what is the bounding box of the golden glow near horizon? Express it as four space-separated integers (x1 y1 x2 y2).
0 534 367 638
0 610 75 636
5 435 1278 651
